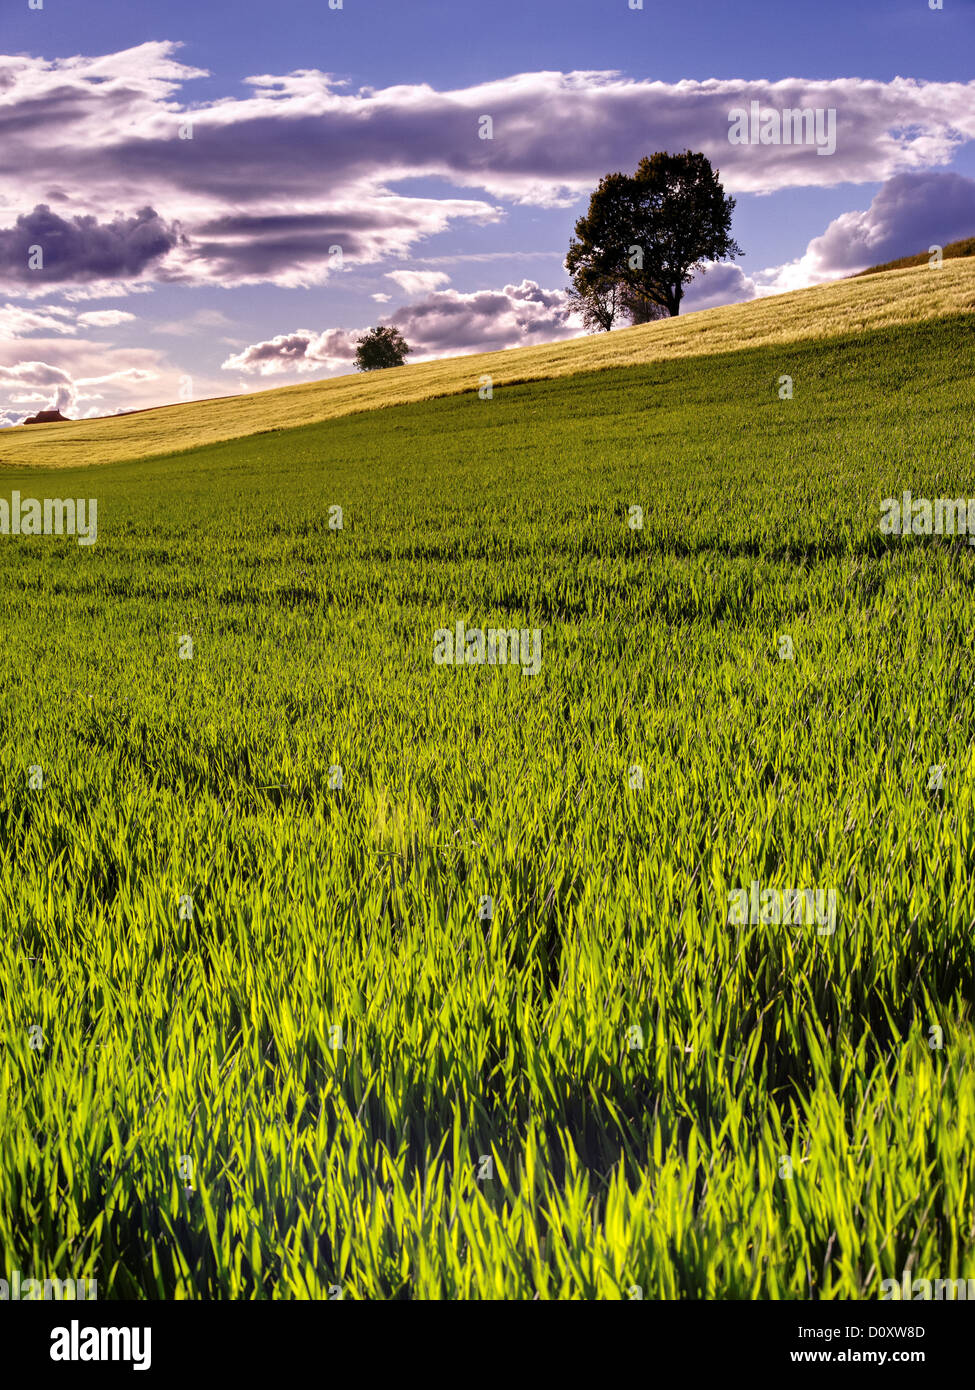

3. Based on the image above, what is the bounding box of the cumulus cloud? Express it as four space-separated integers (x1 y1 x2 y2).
222 279 577 377
387 280 575 355
0 305 142 423
0 205 182 293
681 261 760 312
222 328 359 377
801 171 975 275
759 171 975 292
3 44 975 291
0 360 76 391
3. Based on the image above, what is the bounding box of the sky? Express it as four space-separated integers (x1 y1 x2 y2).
2 0 975 424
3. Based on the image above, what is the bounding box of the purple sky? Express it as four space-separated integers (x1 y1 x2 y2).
3 0 975 423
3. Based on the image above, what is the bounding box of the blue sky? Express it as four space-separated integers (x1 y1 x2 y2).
7 0 974 88
2 0 975 421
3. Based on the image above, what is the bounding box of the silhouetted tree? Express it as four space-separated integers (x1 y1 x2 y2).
566 152 742 319
566 271 667 332
354 325 412 370
566 279 624 332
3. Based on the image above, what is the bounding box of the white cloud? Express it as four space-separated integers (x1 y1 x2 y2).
222 279 578 377
222 328 360 377
384 270 451 295
150 308 235 335
0 303 75 337
76 310 137 327
388 279 575 356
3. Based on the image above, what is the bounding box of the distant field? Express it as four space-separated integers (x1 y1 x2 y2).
2 255 974 471
1 311 973 1297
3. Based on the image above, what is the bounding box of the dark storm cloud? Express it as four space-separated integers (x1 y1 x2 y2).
0 205 182 287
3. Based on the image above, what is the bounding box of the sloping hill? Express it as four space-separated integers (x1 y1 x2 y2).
2 254 974 470
854 233 975 278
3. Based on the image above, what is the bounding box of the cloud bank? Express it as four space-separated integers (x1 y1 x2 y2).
3 43 975 292
222 280 578 376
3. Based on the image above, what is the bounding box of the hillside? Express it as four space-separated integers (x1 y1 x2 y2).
854 233 975 278
2 254 974 470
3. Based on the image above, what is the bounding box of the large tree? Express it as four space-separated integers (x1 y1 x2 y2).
354 324 412 370
566 151 743 321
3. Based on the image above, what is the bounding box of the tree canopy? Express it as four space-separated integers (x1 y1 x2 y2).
354 325 412 370
565 151 743 323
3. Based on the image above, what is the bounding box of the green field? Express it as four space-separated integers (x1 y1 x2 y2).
1 311 973 1298
3 254 973 472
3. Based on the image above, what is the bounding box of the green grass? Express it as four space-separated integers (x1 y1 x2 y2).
1 312 974 1299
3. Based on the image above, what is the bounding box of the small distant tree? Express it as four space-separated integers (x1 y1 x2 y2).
566 151 742 320
354 325 411 371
